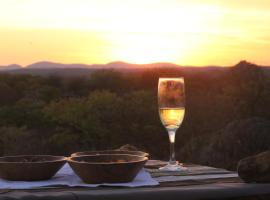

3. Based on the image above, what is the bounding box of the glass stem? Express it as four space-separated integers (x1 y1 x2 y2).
168 130 177 165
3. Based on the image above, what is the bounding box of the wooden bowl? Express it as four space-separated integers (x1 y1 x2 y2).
71 150 149 158
0 155 66 181
68 154 148 183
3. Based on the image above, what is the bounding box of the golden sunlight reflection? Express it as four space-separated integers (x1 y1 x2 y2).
159 108 185 130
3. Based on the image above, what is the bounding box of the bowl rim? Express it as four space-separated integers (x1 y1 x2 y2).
68 154 148 165
0 155 67 164
71 150 149 157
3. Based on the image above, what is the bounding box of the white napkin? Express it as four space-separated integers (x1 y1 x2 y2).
155 173 239 182
0 164 159 189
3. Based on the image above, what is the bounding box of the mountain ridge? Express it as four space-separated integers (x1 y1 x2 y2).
0 64 22 71
0 61 194 70
0 60 269 71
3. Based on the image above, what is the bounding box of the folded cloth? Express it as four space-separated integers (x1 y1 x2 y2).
0 164 159 189
147 165 234 178
155 173 239 183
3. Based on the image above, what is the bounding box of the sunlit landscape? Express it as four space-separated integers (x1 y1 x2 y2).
0 1 270 199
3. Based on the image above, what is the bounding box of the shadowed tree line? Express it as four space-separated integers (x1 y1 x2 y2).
0 61 269 170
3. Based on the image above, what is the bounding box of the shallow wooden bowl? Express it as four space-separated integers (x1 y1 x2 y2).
0 155 66 181
68 154 148 183
71 150 149 158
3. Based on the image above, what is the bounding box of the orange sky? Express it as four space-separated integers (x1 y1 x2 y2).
1 0 270 66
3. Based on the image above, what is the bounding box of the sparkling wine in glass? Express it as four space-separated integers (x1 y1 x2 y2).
158 77 186 171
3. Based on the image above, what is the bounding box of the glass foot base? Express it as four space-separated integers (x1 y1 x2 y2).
159 162 188 172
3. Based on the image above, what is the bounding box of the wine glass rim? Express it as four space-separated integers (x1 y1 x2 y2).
159 77 184 80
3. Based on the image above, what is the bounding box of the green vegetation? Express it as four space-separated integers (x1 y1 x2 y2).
0 62 269 170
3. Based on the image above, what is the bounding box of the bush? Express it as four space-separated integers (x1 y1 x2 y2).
0 63 269 168
198 118 270 170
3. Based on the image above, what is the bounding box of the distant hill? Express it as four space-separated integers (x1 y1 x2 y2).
105 61 179 68
0 61 180 70
25 61 179 69
26 61 94 69
0 61 183 76
0 64 22 71
0 60 269 77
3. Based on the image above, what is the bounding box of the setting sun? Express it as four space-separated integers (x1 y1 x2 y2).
108 33 184 64
1 0 270 66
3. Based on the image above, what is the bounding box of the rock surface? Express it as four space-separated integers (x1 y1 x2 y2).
237 151 270 183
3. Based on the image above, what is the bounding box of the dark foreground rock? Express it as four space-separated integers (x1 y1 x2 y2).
237 151 270 183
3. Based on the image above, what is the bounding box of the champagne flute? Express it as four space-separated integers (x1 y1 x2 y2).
158 77 186 171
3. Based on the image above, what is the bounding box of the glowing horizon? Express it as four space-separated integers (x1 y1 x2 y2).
1 0 270 66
